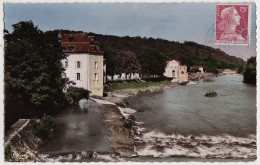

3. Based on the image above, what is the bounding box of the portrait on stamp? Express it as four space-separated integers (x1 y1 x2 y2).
215 4 250 45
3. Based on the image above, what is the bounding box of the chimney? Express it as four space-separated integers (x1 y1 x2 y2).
58 31 62 42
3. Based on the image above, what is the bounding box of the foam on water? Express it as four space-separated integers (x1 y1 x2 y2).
135 129 256 159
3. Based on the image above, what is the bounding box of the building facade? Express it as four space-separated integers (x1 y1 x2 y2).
189 65 204 73
60 33 104 96
164 60 188 83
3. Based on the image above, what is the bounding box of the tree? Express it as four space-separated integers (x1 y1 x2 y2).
66 87 90 104
4 21 67 108
104 50 119 80
138 50 167 76
243 57 256 84
116 50 141 79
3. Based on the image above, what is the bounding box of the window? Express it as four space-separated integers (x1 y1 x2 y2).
172 70 176 78
68 37 74 42
67 46 74 52
94 62 98 69
65 61 68 68
77 73 80 80
94 73 98 81
77 61 81 68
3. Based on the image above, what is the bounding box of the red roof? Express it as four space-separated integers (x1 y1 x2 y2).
60 33 103 54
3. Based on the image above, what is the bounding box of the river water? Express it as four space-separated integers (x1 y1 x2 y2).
40 99 110 154
126 76 257 159
127 76 256 136
38 76 256 160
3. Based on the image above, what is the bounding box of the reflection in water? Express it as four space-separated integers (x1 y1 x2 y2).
127 76 256 137
41 99 110 154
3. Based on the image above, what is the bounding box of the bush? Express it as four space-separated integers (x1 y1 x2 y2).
31 116 54 139
66 86 91 104
243 57 256 84
5 145 12 161
205 91 217 97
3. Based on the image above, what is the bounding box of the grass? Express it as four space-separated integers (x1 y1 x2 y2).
5 145 12 160
104 80 171 92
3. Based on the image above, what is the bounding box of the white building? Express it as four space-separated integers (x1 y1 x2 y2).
61 33 104 96
189 65 204 73
222 69 237 75
164 60 188 83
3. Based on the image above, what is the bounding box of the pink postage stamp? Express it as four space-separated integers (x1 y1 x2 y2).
215 4 250 46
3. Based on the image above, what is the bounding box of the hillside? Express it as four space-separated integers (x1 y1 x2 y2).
46 30 245 73
89 33 245 66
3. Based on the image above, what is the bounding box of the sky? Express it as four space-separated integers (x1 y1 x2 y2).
3 2 257 60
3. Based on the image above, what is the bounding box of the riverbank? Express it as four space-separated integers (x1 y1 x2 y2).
102 82 180 107
102 72 216 106
188 72 216 81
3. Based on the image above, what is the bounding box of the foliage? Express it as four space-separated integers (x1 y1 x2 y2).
104 50 119 78
205 91 217 97
124 115 136 129
47 30 245 75
88 33 245 67
116 50 141 76
31 116 54 139
243 57 256 84
138 50 167 76
67 86 90 103
104 80 170 92
237 66 244 74
5 145 12 160
4 21 67 109
180 57 238 74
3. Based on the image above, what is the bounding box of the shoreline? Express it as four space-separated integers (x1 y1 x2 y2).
102 72 217 106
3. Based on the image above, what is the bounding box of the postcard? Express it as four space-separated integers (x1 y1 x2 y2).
1 0 258 164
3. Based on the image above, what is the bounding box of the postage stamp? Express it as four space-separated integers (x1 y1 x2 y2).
215 4 250 46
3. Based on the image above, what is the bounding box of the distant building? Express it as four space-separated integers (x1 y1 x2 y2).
60 33 104 96
164 60 188 83
222 69 237 75
189 65 204 73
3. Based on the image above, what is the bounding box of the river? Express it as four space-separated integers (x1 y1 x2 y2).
126 76 256 159
38 76 256 160
40 99 110 154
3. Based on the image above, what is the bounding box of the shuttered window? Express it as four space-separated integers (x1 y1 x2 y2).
77 61 81 68
94 62 98 69
94 73 98 81
77 73 80 80
65 61 68 68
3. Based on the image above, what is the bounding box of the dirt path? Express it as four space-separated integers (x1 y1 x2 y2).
99 104 136 157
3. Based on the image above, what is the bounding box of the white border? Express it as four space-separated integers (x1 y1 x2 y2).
0 1 258 165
